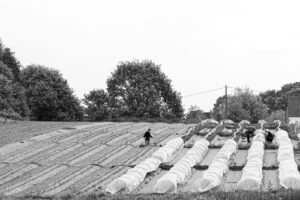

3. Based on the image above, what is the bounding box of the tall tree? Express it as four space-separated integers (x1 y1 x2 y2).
1 48 21 82
212 95 226 121
260 82 300 113
83 89 109 121
21 65 83 121
276 82 300 111
106 60 184 118
259 90 279 113
212 88 268 123
0 62 29 118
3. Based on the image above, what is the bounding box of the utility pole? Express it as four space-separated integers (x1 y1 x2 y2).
225 85 228 119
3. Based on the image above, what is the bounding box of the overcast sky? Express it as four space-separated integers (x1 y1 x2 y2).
1 0 299 112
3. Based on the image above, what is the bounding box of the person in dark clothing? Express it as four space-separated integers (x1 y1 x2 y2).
266 131 274 143
245 128 255 143
144 128 153 146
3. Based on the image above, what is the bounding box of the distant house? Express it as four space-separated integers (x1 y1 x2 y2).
188 110 202 120
288 95 300 123
203 112 211 119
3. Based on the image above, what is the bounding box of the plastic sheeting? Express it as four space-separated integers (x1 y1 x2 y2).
237 130 265 190
194 139 237 192
152 138 184 163
240 120 250 125
223 119 234 124
106 137 184 194
153 139 209 193
275 130 300 189
201 119 218 125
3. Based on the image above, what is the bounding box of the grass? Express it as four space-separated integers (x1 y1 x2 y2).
3 190 300 200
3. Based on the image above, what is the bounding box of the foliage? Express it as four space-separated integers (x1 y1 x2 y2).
260 82 300 113
83 89 109 121
106 60 184 119
0 110 22 121
265 110 286 123
226 102 250 122
0 40 21 82
0 41 29 119
0 64 29 119
0 61 14 80
213 88 268 123
259 90 279 113
21 65 83 121
212 95 226 121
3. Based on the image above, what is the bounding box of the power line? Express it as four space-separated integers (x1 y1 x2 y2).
182 87 224 97
183 85 265 98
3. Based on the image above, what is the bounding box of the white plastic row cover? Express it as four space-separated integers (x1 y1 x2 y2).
152 137 184 163
275 130 300 189
201 119 218 125
105 137 184 194
237 130 265 190
153 139 209 193
194 139 237 192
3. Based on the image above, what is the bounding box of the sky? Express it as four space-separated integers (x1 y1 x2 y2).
0 0 300 112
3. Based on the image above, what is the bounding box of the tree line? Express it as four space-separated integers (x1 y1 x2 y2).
0 39 299 123
197 83 300 124
0 40 183 121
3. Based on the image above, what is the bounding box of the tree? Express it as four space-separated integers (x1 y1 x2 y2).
0 61 14 80
226 102 250 122
0 47 21 82
21 65 83 121
259 90 279 113
265 110 286 123
83 89 109 121
212 88 268 123
0 74 12 112
106 60 184 119
0 62 29 119
260 82 300 113
276 82 300 111
212 95 226 121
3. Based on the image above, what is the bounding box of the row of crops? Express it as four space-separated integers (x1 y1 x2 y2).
106 120 300 194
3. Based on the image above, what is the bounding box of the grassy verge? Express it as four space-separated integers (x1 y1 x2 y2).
3 190 300 200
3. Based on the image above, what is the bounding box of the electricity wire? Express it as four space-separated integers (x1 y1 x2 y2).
182 87 224 97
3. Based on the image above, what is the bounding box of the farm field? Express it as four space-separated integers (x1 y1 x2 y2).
0 121 93 147
0 121 300 197
0 122 192 196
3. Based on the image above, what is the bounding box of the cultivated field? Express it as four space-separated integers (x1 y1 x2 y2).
0 121 300 197
0 122 191 196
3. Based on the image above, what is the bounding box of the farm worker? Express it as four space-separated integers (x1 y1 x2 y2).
245 128 255 143
143 128 153 146
265 131 274 143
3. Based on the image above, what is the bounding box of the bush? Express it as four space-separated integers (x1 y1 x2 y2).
265 110 286 124
0 109 22 121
